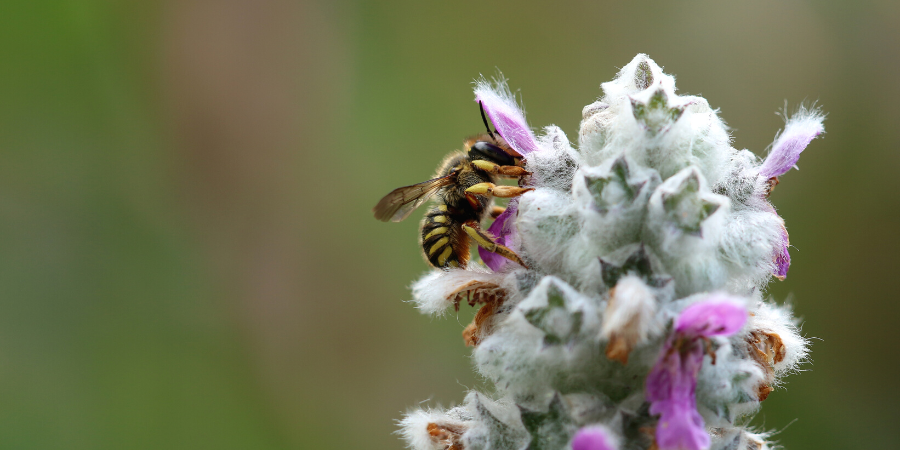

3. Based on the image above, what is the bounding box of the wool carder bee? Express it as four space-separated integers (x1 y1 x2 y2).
373 103 532 269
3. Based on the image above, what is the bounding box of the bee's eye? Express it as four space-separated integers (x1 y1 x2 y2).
470 141 516 166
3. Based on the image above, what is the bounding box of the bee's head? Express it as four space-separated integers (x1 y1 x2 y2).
468 140 522 167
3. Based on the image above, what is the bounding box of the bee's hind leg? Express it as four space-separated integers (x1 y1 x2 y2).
461 220 528 269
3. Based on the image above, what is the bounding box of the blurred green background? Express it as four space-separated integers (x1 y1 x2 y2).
0 1 897 449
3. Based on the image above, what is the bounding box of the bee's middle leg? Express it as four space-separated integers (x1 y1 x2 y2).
466 183 533 198
471 160 530 178
461 220 528 268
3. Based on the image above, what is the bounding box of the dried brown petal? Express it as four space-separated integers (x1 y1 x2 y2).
747 330 786 401
463 295 504 347
746 435 765 450
462 322 478 347
447 281 504 311
639 426 659 450
601 281 657 365
427 422 466 450
605 333 631 364
765 176 779 197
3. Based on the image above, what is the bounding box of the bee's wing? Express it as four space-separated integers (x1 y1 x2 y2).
373 174 455 222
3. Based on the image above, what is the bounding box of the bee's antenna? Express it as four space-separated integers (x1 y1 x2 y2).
479 101 497 140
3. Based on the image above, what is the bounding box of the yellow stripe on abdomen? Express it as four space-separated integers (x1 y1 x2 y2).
428 237 450 256
437 246 453 266
424 227 448 240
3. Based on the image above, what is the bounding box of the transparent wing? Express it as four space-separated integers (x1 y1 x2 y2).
372 174 455 222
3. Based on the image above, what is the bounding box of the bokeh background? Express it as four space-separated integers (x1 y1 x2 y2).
1 1 897 449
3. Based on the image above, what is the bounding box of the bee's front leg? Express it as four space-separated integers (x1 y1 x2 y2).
461 220 528 268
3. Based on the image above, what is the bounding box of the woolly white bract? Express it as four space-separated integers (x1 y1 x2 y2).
399 55 822 450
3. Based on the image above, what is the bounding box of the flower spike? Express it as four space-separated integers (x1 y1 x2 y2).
401 55 815 450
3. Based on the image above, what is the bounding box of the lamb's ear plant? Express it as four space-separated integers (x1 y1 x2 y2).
399 54 823 450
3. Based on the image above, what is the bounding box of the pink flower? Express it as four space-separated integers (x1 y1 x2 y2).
674 298 748 337
646 296 747 450
479 198 519 272
758 107 823 280
773 226 790 281
474 80 541 271
474 80 540 156
572 426 615 450
757 107 824 179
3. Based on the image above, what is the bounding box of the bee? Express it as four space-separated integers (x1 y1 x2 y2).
373 103 533 269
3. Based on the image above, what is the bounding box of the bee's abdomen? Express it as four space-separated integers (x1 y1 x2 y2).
421 205 468 269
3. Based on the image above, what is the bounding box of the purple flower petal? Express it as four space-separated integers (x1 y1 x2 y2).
473 79 542 271
675 296 748 338
652 399 710 450
647 296 747 450
774 225 790 280
758 107 825 178
572 426 616 450
479 199 518 271
645 339 704 406
646 339 708 450
475 80 540 156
